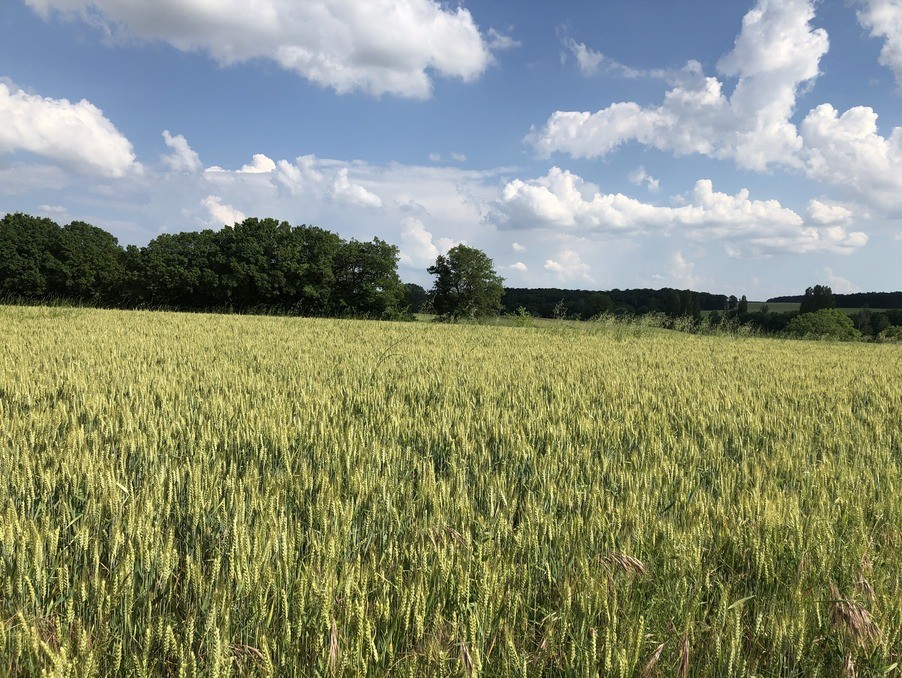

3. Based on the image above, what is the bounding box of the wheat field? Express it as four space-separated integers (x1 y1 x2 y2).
1 305 900 675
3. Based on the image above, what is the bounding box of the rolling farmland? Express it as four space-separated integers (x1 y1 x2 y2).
1 306 900 675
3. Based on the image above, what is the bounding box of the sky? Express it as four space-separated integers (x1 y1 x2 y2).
1 0 901 298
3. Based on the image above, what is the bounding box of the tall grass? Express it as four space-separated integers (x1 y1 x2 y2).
1 305 900 675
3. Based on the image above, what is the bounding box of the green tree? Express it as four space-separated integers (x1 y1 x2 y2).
217 218 292 308
785 308 860 341
738 295 749 315
52 221 125 304
332 238 405 318
403 283 428 313
140 230 223 309
0 213 63 300
665 289 681 317
427 245 504 320
799 285 835 314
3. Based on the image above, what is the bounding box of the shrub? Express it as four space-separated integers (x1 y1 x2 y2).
784 308 860 341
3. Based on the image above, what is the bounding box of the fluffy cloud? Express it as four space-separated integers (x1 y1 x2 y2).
0 82 136 177
807 199 854 225
490 167 868 256
628 166 660 192
512 242 526 252
565 39 605 75
162 130 201 172
26 0 506 98
668 251 703 288
529 0 828 171
239 154 277 174
332 168 383 208
201 195 246 226
398 217 456 266
544 248 593 283
857 0 902 85
270 155 382 208
800 104 902 212
509 261 528 272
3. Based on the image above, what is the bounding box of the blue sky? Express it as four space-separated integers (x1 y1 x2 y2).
1 0 901 297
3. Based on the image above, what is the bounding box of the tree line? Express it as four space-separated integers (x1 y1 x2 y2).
768 289 902 309
497 287 727 319
0 213 408 318
712 285 902 341
3 212 900 341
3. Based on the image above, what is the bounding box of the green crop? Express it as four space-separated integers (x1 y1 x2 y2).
1 305 900 675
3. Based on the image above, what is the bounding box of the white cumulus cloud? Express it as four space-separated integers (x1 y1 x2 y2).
332 168 383 208
162 130 201 172
800 104 902 213
398 217 454 266
510 261 528 272
201 195 245 226
529 0 828 171
544 248 593 283
239 154 277 174
628 166 660 192
270 155 382 208
490 167 868 256
807 199 854 225
26 0 506 99
668 251 703 288
858 0 902 86
0 82 136 177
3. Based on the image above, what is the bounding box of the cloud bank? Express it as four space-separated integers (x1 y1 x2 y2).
26 0 509 98
490 167 868 256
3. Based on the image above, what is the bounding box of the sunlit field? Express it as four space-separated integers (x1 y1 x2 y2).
1 305 900 675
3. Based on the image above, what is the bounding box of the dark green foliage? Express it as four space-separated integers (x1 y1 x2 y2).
403 283 428 313
427 245 504 320
0 213 405 318
137 230 224 309
799 285 836 314
52 221 126 304
0 213 64 300
853 309 891 337
785 308 860 341
332 238 405 318
743 309 797 333
502 287 721 319
768 290 902 309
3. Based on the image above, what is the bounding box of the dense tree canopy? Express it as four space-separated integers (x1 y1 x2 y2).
427 245 504 320
0 213 406 319
0 213 64 300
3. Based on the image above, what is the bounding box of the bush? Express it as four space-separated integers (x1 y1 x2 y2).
784 308 860 341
